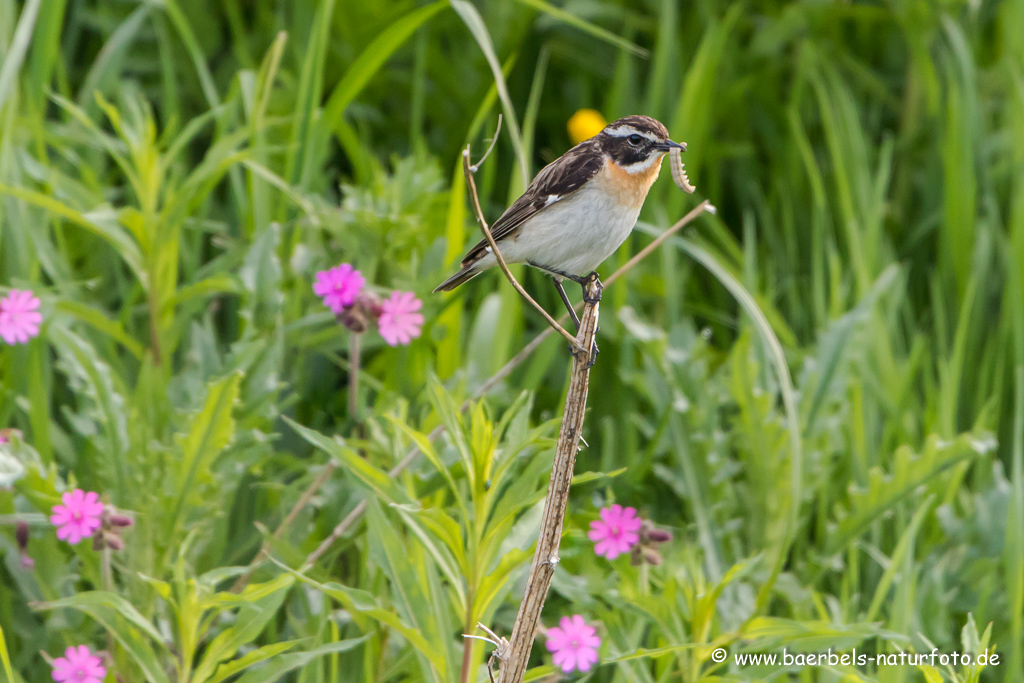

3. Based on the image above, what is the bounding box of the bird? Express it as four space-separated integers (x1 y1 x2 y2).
434 115 685 331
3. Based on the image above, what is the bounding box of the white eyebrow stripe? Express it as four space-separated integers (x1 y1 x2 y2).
605 125 660 142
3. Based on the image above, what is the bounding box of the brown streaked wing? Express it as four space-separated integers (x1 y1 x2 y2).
461 141 604 266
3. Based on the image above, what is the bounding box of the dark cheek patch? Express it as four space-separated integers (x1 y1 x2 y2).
613 146 648 166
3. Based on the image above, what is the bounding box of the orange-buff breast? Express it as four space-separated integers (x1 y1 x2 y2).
601 157 663 209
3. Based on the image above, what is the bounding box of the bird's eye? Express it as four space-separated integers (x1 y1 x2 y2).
627 134 644 146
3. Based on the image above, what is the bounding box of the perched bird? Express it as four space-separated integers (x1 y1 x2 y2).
434 115 684 329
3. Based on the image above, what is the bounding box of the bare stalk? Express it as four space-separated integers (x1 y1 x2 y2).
495 274 601 683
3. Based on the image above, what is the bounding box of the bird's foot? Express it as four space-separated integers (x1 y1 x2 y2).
569 339 599 369
580 271 603 305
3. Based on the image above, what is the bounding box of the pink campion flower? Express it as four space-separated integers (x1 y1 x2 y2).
545 615 601 673
50 489 104 545
313 264 365 313
378 291 424 346
51 645 106 683
0 289 43 345
588 504 642 559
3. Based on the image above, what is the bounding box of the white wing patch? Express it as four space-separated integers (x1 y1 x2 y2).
544 194 561 207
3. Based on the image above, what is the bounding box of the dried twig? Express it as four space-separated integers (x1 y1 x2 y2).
462 145 584 353
470 115 503 173
496 274 601 683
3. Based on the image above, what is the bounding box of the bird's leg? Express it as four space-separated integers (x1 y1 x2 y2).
565 271 603 368
552 277 581 331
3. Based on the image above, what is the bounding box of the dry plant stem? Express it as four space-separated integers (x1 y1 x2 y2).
462 147 583 353
606 200 714 287
497 276 601 683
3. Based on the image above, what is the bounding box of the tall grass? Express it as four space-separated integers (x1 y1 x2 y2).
0 0 1021 681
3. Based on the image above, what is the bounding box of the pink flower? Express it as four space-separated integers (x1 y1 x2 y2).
588 504 642 559
50 490 104 545
378 291 424 346
51 645 106 683
545 615 601 673
0 433 6 445
0 289 42 345
313 264 365 313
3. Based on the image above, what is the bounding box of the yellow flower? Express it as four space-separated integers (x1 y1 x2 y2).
567 109 607 144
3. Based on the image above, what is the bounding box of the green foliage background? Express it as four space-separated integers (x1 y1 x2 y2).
1 0 1022 681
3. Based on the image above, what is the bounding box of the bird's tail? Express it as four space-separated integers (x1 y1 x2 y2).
433 265 482 293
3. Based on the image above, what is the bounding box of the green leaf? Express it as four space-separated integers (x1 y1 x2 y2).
76 4 152 109
386 416 469 521
191 575 294 683
209 641 301 683
232 638 369 683
36 593 170 683
272 560 446 676
0 0 42 114
164 275 242 314
321 1 447 144
171 372 242 525
512 0 647 57
450 0 529 188
0 623 15 683
0 184 146 281
284 416 410 505
828 433 995 553
56 299 145 360
603 644 699 664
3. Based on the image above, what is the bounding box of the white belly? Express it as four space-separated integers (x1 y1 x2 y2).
476 185 640 277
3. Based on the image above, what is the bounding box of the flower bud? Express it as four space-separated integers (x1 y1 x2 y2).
337 307 368 333
104 535 125 551
337 290 384 334
641 547 663 566
645 528 673 544
108 514 134 528
15 520 29 550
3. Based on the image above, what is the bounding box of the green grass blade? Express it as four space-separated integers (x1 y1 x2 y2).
677 235 803 612
0 0 41 114
0 623 14 683
75 5 152 110
321 1 447 153
451 0 529 187
513 0 647 57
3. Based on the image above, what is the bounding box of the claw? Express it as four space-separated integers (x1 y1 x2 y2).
581 271 604 305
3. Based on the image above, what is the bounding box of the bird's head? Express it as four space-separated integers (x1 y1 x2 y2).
598 115 685 174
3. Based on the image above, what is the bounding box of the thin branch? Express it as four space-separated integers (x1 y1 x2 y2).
605 200 715 287
462 145 584 353
497 274 601 683
470 114 502 173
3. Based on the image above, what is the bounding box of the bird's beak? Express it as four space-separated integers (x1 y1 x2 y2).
656 140 686 152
